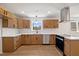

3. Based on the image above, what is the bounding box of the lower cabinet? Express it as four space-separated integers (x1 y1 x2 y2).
64 38 79 56
14 36 22 49
22 35 43 45
22 34 56 45
49 34 56 44
21 35 31 44
2 37 15 52
31 35 43 44
64 39 71 56
2 36 22 52
2 34 56 52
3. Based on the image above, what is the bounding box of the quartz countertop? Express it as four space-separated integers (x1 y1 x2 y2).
59 34 79 40
2 33 56 37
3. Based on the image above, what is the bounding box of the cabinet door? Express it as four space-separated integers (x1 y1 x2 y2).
43 20 58 28
17 19 23 28
21 35 25 44
15 36 22 49
8 18 16 28
2 17 17 28
13 18 18 28
2 37 14 52
23 35 31 44
49 35 56 44
71 22 77 31
37 35 43 44
2 17 8 27
31 35 43 44
64 39 71 56
52 20 58 28
71 40 79 56
23 20 30 28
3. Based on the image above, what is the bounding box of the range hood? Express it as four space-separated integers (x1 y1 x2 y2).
60 7 70 23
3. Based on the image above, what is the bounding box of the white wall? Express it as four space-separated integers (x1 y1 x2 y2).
58 21 71 35
0 18 2 54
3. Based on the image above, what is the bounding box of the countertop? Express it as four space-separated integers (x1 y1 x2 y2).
59 34 79 40
2 33 56 37
2 32 79 40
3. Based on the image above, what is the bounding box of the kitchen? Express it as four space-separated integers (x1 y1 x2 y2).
0 3 79 56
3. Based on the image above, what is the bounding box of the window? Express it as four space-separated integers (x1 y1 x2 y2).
31 20 42 31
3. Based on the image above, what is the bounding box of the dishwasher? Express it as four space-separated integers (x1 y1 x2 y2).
43 35 50 44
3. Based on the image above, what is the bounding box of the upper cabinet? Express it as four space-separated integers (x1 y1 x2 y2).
23 20 30 28
0 7 16 18
43 19 59 28
2 17 17 28
71 21 79 32
17 19 24 29
17 19 30 29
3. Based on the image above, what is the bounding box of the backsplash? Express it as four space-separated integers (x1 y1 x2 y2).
20 28 59 34
2 28 59 37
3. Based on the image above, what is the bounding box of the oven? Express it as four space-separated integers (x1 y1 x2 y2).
56 35 64 54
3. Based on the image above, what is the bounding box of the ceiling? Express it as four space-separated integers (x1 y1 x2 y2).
0 3 79 18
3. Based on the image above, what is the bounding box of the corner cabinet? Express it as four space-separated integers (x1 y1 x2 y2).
43 19 59 28
2 36 22 52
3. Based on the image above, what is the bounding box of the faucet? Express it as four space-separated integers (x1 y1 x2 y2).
36 30 38 34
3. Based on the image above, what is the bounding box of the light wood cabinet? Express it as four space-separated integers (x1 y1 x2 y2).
23 20 30 28
70 40 79 56
17 19 24 29
21 35 43 45
2 36 22 52
21 35 31 44
43 19 59 28
64 39 71 56
2 17 17 28
16 19 30 29
64 38 79 56
0 7 16 18
49 35 56 45
31 35 43 44
2 37 15 52
15 36 22 49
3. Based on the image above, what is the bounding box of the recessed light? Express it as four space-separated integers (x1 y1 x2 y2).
48 11 51 14
21 11 25 14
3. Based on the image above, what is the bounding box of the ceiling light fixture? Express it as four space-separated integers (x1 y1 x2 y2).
21 11 25 14
48 11 51 14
